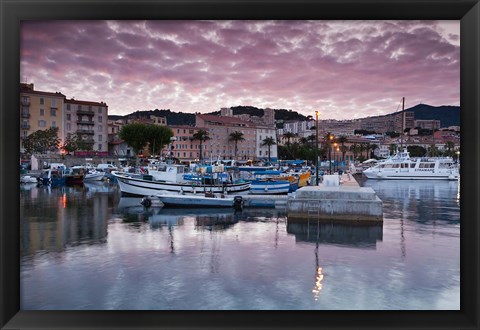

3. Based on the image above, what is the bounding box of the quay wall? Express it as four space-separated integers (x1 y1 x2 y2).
286 174 383 224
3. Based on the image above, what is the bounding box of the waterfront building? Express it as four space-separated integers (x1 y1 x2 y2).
414 119 441 130
196 114 256 161
64 98 109 156
20 83 66 154
255 125 278 162
168 126 203 162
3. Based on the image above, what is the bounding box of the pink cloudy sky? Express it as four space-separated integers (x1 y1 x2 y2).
20 20 460 119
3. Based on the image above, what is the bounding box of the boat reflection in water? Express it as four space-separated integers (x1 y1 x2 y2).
152 208 241 231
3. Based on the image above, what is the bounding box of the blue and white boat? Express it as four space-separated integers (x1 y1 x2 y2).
248 170 298 195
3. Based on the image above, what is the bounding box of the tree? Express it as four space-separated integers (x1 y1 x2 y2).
389 143 398 156
261 137 276 163
282 132 296 158
407 145 427 157
229 131 245 160
192 129 210 162
444 141 455 157
61 133 93 154
119 123 150 155
145 124 174 156
349 143 360 160
22 127 60 155
336 135 348 161
369 144 378 158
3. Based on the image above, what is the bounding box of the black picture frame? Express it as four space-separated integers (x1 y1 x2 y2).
1 0 478 329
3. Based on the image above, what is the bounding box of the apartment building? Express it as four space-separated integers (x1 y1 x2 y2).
196 114 256 161
20 83 66 153
169 126 203 162
255 126 278 161
64 98 109 155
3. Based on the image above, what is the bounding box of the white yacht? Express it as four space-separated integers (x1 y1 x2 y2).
363 150 459 180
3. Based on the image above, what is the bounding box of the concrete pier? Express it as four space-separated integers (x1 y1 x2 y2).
286 174 383 224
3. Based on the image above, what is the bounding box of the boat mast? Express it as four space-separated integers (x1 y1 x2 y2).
400 97 405 151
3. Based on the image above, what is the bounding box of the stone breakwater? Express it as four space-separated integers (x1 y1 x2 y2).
286 174 383 224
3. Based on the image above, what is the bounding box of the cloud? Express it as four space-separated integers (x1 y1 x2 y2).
20 20 459 119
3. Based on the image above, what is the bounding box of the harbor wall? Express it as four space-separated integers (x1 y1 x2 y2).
286 174 383 224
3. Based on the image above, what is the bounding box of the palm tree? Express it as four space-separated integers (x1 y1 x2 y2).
389 143 398 156
336 135 348 161
444 141 455 157
349 143 360 160
370 144 378 158
261 137 276 163
283 132 296 158
307 134 316 149
229 131 245 160
192 129 210 163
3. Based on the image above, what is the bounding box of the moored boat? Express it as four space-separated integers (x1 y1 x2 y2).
111 171 250 196
141 192 244 210
363 149 459 180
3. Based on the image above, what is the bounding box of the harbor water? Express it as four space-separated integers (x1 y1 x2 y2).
20 178 460 310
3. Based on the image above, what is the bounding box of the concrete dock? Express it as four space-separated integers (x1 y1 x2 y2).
286 173 383 224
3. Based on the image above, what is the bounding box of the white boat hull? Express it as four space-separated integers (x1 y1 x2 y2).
155 194 235 208
249 181 291 195
363 170 459 180
112 171 251 196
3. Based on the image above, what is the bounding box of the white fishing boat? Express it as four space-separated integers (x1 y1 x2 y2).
20 175 39 183
111 169 250 196
363 149 459 180
141 192 244 210
71 166 105 181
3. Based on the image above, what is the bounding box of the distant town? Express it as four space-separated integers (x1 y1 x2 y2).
20 83 460 165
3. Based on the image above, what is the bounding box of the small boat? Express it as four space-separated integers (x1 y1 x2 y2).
71 166 104 181
249 170 299 195
38 169 66 186
63 167 85 185
141 192 244 210
20 175 39 183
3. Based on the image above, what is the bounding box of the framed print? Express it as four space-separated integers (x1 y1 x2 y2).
1 0 479 329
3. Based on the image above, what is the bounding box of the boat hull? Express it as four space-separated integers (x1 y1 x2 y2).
249 180 291 195
363 170 459 180
156 195 235 208
112 171 251 197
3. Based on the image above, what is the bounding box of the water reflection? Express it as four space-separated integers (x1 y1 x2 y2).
20 184 117 259
286 222 383 248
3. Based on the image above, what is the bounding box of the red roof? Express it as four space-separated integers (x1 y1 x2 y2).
65 98 107 107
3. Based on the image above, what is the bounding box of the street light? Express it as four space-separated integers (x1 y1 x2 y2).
328 134 334 174
333 142 338 173
315 111 319 185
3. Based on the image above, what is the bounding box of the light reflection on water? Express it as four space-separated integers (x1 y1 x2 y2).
20 179 459 310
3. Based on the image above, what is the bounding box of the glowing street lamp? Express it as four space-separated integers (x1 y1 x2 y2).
328 134 334 174
315 111 319 185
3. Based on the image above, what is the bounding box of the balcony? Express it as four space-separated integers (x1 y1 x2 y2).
77 129 95 135
77 109 94 116
21 100 30 106
82 139 95 144
21 112 30 118
21 123 30 130
77 120 95 125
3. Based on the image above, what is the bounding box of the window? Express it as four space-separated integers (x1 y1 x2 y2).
52 99 56 107
66 104 71 111
98 107 102 114
38 120 46 127
66 123 71 131
66 114 71 121
40 109 44 116
98 116 103 122
98 135 103 142
50 109 56 116
98 144 102 150
98 125 103 132
78 105 82 111
51 121 56 127
89 106 92 111
40 98 44 105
